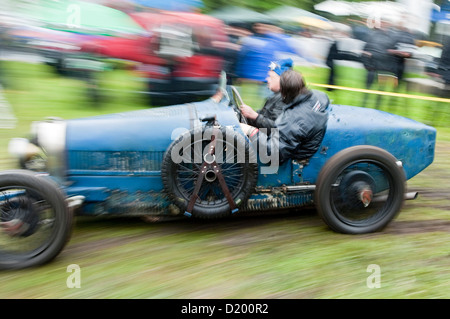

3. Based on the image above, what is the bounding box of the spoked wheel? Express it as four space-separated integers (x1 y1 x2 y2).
315 146 406 234
0 170 72 270
162 126 258 218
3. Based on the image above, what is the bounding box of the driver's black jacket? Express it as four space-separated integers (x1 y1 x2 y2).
248 92 285 133
258 89 330 164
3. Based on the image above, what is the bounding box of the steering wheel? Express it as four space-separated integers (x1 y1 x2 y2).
230 86 248 124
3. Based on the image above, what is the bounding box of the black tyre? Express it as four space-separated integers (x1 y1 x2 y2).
161 127 258 218
315 146 406 234
0 170 72 270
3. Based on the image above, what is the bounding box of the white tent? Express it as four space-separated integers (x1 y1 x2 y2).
315 0 407 22
266 5 334 30
314 0 356 16
314 0 438 35
266 5 330 23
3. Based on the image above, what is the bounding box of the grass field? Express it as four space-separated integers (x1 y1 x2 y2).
0 61 449 299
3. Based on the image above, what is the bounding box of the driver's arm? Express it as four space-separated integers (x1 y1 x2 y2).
241 104 276 133
253 114 276 131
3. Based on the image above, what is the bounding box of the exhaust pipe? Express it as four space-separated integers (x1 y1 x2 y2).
66 195 85 212
373 191 418 203
405 192 418 200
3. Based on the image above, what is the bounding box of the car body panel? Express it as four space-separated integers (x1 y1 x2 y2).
301 104 436 183
48 95 436 216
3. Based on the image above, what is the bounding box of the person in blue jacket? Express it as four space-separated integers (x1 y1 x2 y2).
235 23 297 83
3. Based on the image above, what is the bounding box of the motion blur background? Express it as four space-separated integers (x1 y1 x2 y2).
0 0 449 299
1 0 449 125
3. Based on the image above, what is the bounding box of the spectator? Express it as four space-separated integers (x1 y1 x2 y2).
325 28 362 90
361 19 413 108
209 24 252 84
361 21 398 88
390 20 416 84
437 35 450 98
235 23 297 88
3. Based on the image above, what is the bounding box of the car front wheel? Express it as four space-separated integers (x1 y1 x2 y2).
0 170 72 269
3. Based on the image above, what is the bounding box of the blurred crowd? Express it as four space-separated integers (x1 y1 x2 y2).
232 19 448 91
0 1 449 103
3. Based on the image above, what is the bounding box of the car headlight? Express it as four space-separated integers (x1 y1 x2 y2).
9 118 67 179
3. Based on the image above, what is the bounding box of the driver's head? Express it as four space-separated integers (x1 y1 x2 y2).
266 58 294 93
280 69 308 104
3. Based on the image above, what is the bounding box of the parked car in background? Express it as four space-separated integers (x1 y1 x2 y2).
7 26 105 75
6 0 148 74
80 11 230 105
7 1 230 106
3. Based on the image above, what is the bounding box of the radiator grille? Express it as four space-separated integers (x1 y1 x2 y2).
68 151 165 172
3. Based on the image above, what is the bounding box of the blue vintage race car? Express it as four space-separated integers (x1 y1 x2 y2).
1 74 436 269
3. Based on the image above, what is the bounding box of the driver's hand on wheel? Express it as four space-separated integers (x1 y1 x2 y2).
240 104 258 120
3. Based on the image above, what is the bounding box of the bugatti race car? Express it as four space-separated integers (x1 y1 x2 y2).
1 73 436 269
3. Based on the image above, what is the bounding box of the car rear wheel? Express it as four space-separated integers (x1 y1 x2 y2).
315 146 406 234
0 170 72 270
161 127 258 218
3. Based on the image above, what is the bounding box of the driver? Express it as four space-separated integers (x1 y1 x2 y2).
240 58 293 132
241 69 330 164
